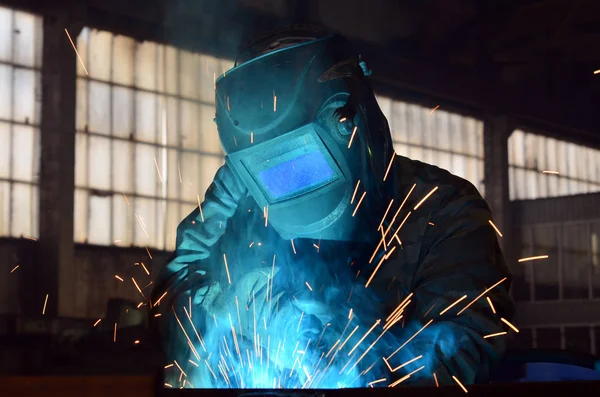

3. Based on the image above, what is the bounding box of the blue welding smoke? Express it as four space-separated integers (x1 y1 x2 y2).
172 195 383 388
167 193 462 388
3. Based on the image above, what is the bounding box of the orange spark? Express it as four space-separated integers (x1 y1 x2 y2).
452 375 468 393
433 372 439 387
387 319 433 360
10 265 19 273
351 180 361 204
518 255 548 262
140 262 150 276
430 105 440 114
291 239 297 254
486 297 496 313
42 294 49 315
223 254 231 284
488 220 503 238
501 317 520 333
65 28 88 75
542 170 559 175
484 331 507 339
352 191 367 217
93 319 102 327
305 282 313 291
348 126 358 149
440 295 467 315
114 275 124 282
155 291 167 306
145 246 153 259
391 355 422 372
113 323 117 342
457 277 507 316
378 199 395 231
414 186 439 210
383 152 396 182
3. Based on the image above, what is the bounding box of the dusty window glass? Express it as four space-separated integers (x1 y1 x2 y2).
0 7 42 239
377 96 485 195
508 130 600 200
74 27 231 250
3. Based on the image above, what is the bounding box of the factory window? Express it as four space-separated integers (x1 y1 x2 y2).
74 28 232 250
508 130 600 200
377 97 485 194
0 7 42 239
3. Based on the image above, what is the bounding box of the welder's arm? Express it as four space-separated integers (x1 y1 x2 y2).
394 185 514 386
151 163 247 306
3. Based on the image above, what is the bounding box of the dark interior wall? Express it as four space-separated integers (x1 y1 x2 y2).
0 238 170 319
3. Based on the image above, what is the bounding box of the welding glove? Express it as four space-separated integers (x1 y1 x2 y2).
152 164 247 310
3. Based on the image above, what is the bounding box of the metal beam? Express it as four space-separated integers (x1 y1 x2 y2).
35 7 80 318
483 115 513 253
514 300 600 327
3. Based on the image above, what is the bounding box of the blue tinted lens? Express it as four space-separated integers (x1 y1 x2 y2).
258 150 335 200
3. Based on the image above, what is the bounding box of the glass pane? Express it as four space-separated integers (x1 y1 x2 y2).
76 78 88 131
0 122 9 178
199 104 221 154
391 101 408 143
180 152 201 202
13 11 37 67
393 143 409 158
180 50 199 100
133 196 156 247
536 328 561 350
74 188 88 242
166 149 180 199
509 130 525 167
165 201 180 251
164 46 178 95
180 100 200 149
376 96 392 123
112 35 135 86
135 143 158 197
12 182 34 237
199 55 220 103
88 81 111 135
198 156 222 200
155 199 167 250
14 68 35 124
165 96 179 146
0 7 12 62
11 124 35 182
112 86 133 138
565 327 591 354
88 30 112 81
113 193 133 246
88 194 111 244
0 64 12 120
112 139 133 193
88 135 111 190
0 181 9 235
532 225 559 300
75 133 88 187
451 154 467 181
135 91 157 143
405 104 423 146
562 224 590 299
135 41 157 91
75 28 90 77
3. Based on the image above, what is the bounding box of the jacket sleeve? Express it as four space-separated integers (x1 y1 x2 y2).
389 183 514 386
151 163 247 308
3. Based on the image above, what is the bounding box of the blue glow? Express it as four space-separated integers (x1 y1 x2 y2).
258 151 335 200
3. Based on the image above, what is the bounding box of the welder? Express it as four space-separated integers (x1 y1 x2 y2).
151 26 514 388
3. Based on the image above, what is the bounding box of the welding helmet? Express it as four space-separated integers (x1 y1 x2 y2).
214 31 395 241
